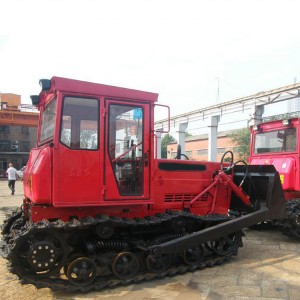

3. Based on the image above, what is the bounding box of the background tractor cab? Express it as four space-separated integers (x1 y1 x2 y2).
249 115 300 199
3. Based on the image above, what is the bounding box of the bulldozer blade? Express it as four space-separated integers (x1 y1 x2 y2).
149 208 268 256
149 164 288 256
230 164 288 220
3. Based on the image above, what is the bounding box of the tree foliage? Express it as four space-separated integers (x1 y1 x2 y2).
161 133 176 158
228 128 251 161
185 131 192 138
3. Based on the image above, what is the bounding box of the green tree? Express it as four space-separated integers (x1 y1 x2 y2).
228 128 251 161
185 131 192 138
161 133 176 158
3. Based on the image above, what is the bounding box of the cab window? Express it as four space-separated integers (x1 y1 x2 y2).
255 128 296 153
40 98 57 142
108 104 144 195
60 97 99 150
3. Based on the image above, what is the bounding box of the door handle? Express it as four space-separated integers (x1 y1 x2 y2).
144 152 149 167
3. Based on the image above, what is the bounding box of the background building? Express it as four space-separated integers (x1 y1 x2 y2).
167 131 238 161
0 93 38 177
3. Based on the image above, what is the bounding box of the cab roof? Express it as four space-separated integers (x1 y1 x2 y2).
46 76 159 103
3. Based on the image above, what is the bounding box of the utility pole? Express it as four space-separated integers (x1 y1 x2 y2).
215 77 220 104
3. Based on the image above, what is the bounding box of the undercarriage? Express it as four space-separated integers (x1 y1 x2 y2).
1 209 243 292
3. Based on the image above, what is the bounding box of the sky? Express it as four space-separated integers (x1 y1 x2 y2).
1 0 300 124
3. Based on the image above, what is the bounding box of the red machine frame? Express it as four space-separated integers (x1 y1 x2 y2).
24 77 238 222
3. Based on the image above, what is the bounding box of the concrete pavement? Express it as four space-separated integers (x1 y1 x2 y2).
0 180 299 300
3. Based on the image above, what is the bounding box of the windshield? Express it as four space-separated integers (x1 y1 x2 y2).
254 127 296 154
40 98 57 142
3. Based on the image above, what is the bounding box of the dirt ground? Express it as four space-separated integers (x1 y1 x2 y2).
0 180 300 300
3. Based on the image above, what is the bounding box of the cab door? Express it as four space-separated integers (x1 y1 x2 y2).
104 100 150 200
53 95 102 207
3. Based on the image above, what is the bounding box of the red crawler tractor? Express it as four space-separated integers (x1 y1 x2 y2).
249 115 300 237
0 77 287 292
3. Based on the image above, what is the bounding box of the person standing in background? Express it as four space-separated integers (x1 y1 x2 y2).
6 163 17 195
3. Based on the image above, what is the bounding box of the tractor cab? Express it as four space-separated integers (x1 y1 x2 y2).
25 77 157 208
